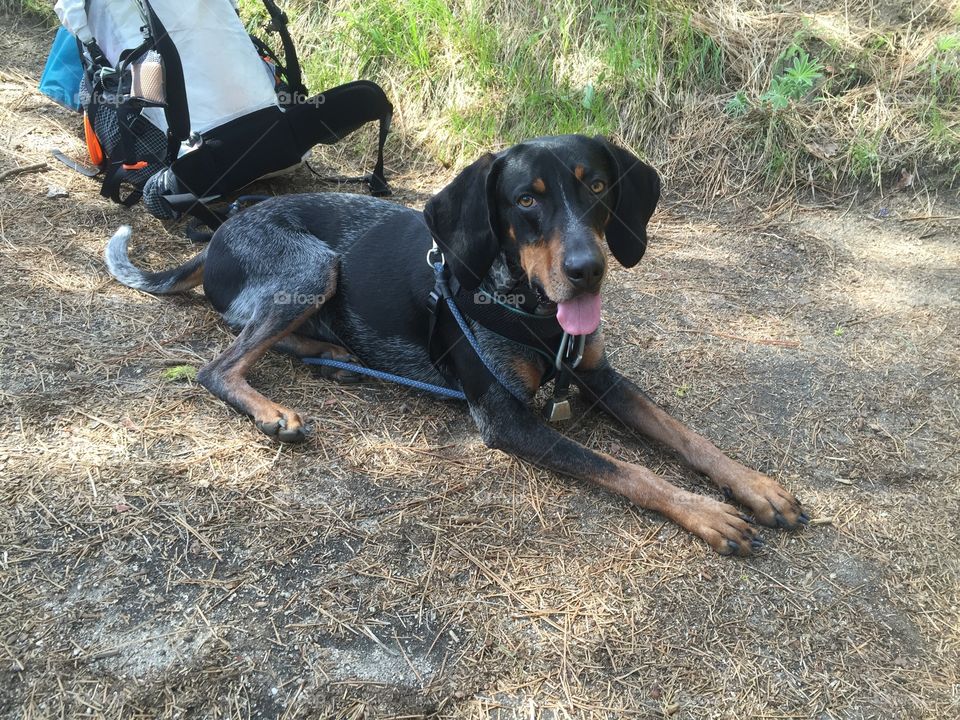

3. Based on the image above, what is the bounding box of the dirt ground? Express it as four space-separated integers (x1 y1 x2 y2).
2 11 958 720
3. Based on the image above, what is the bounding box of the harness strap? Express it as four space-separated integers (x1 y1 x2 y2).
368 109 392 197
431 262 529 402
302 261 584 418
261 0 307 98
450 282 565 354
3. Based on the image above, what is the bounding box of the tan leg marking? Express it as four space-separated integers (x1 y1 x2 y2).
613 391 804 528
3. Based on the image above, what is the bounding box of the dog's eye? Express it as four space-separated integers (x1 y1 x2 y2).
590 180 606 193
517 194 536 208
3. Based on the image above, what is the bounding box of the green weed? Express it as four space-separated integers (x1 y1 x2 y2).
761 47 824 109
6 0 56 23
725 91 750 117
927 34 960 103
161 365 198 383
849 138 881 181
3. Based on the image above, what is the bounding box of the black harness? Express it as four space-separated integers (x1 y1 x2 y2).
426 254 584 420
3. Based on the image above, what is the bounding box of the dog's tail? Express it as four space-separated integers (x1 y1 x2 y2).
105 226 207 294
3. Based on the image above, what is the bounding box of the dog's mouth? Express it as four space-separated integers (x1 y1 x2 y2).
556 292 602 335
530 282 602 334
532 284 556 314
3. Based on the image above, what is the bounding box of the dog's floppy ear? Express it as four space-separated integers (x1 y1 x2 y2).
423 152 503 291
597 137 661 268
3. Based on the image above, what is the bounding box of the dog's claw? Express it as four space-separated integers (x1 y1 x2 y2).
750 538 765 551
725 540 741 555
798 512 810 526
276 421 308 443
256 411 307 444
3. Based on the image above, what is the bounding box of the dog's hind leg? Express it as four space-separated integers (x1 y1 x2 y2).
198 268 339 443
197 305 317 443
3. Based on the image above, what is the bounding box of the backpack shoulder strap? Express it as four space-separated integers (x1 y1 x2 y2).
141 0 189 162
285 80 393 196
260 0 307 97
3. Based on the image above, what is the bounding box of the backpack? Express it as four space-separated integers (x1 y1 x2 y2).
44 0 392 229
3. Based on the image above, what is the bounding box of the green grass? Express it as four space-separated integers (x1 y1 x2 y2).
270 0 959 191
928 33 960 102
850 136 882 183
160 365 199 383
2 0 56 22
17 0 960 192
277 0 729 161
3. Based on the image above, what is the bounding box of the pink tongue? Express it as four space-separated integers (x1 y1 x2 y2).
556 294 602 335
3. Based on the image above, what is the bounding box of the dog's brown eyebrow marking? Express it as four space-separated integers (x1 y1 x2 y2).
531 178 546 193
574 165 585 180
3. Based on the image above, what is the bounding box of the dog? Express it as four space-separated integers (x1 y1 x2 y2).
105 134 807 556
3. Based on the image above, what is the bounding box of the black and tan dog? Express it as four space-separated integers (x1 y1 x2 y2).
106 134 806 555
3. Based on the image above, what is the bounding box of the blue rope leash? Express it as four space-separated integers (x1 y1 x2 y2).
301 260 528 403
301 357 466 400
432 262 527 402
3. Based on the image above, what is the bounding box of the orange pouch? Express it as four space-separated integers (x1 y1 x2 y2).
83 112 104 166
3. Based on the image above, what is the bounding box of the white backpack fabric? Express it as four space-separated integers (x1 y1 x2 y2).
56 0 277 136
46 0 393 227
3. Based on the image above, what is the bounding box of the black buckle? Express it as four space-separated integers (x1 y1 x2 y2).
545 368 573 422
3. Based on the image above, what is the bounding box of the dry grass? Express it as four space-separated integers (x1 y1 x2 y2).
2 8 960 720
259 0 960 198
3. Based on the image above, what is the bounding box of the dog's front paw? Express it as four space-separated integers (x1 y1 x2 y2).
722 471 808 530
255 407 307 443
684 497 765 557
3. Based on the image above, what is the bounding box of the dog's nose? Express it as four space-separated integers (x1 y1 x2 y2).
563 248 605 292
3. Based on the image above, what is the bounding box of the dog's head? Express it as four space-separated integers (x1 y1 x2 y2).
423 135 660 335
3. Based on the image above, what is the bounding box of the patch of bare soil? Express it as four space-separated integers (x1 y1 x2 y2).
1 12 958 720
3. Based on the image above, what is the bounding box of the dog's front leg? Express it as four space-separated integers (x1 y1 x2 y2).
574 361 807 530
469 386 763 556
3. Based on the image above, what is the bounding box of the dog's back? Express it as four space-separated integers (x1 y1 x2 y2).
204 193 444 384
204 193 428 319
